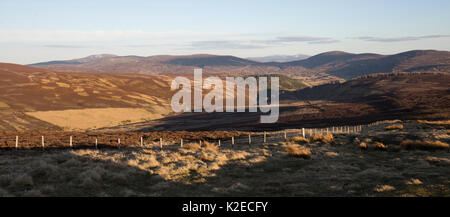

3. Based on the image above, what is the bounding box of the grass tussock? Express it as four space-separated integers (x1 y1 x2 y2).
284 144 311 159
363 138 373 143
406 178 423 185
311 134 334 143
374 185 395 192
202 141 219 152
400 139 449 150
359 142 368 150
183 142 202 150
373 142 387 151
385 124 404 130
199 152 216 162
287 136 310 144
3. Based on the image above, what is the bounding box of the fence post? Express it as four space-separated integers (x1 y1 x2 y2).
180 138 183 147
232 136 234 145
70 136 72 148
118 138 121 149
140 137 143 147
264 131 267 143
326 128 329 135
42 136 45 149
284 130 287 140
248 134 251 144
95 138 98 149
218 139 221 147
15 136 18 150
302 128 305 138
160 138 163 149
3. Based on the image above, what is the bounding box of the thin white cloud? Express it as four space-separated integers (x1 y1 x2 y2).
274 36 332 42
44 44 90 48
0 30 339 48
356 35 450 42
308 40 340 44
0 30 235 43
190 35 340 49
190 40 266 49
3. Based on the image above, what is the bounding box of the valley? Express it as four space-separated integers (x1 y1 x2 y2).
0 50 448 197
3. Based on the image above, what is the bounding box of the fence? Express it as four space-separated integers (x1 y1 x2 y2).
0 120 393 150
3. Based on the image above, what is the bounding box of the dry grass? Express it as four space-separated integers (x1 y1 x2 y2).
400 140 449 150
418 120 450 125
311 134 334 143
288 136 310 144
373 142 387 151
363 138 373 143
182 143 202 150
359 142 368 150
385 124 404 130
374 185 395 192
202 141 219 152
26 108 166 130
406 178 423 185
198 152 216 162
284 144 311 159
0 120 448 197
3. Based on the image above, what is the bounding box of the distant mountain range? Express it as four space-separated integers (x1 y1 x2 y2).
29 50 450 80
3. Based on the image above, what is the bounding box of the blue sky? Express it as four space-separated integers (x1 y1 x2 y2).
1 0 449 64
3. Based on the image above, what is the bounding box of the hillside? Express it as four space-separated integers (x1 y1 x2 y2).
30 50 450 82
0 63 174 131
280 72 450 127
0 62 311 131
102 72 450 131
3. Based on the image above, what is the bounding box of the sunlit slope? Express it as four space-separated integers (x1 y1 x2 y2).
0 63 174 131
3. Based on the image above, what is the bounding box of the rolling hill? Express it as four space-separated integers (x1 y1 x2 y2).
0 62 312 131
30 50 450 81
0 63 174 131
97 72 450 132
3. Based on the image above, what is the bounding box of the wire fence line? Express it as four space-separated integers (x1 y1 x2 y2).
0 120 393 150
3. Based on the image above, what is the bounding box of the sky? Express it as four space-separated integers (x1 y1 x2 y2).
1 0 450 64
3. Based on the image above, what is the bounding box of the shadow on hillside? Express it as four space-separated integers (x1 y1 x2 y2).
132 73 449 131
